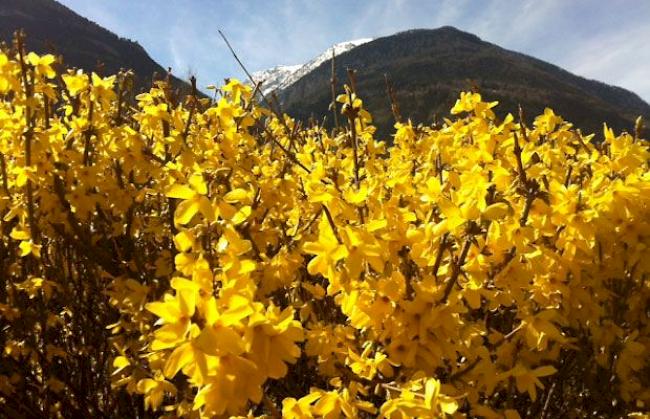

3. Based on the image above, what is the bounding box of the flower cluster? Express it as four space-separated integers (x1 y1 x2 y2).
0 37 648 418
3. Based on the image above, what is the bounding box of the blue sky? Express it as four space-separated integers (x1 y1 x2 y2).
57 0 650 102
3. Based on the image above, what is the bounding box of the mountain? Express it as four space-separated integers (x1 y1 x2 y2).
277 27 650 139
252 64 303 95
0 0 191 94
252 38 372 95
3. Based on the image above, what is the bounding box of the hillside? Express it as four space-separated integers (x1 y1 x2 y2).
0 0 191 94
278 27 650 139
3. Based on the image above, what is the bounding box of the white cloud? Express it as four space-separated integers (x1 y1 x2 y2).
558 24 650 102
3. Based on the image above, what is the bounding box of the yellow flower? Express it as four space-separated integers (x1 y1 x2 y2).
424 378 458 415
283 393 320 419
145 287 197 350
136 376 177 411
62 70 89 96
508 363 557 402
303 214 348 280
167 174 214 225
244 304 303 378
193 295 249 357
27 52 56 79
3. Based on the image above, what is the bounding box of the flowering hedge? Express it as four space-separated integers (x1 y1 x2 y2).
0 35 648 418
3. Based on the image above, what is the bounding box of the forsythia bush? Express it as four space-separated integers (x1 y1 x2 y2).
0 35 649 418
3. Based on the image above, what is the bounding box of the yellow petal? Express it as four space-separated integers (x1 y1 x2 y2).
194 326 244 355
112 356 130 375
177 288 196 317
482 202 511 221
464 288 482 309
163 343 194 378
533 365 557 377
145 301 181 324
174 198 200 225
167 184 196 200
223 188 250 203
19 241 33 257
173 230 194 252
189 174 207 195
230 205 251 225
10 228 30 241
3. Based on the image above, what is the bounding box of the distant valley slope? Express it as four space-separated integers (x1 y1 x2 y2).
264 27 650 139
0 0 191 93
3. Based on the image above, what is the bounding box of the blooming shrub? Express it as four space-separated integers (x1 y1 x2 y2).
0 34 648 418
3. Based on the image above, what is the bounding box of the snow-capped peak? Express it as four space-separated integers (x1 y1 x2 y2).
250 64 302 95
251 38 373 95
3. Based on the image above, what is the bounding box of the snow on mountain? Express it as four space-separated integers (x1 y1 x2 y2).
250 64 302 95
251 38 373 95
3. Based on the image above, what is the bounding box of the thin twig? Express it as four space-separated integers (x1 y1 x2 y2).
16 31 40 243
218 29 271 107
520 192 535 227
563 166 573 187
384 73 402 123
262 394 280 418
440 238 473 304
322 205 342 244
449 357 480 382
218 29 312 176
491 322 525 348
330 48 339 132
181 75 198 146
432 233 449 280
345 73 361 187
382 384 426 399
0 153 10 197
218 30 254 83
540 381 557 419
513 131 527 186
